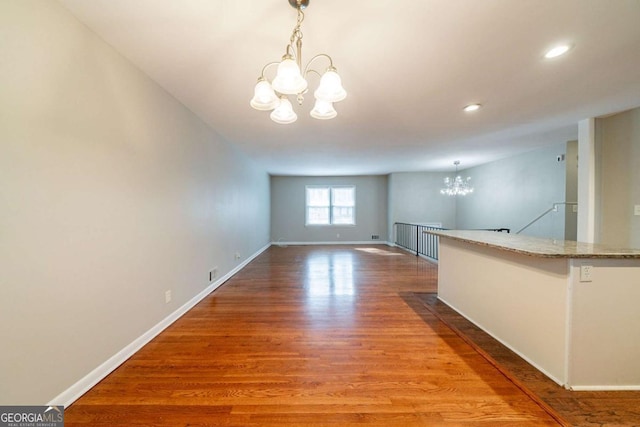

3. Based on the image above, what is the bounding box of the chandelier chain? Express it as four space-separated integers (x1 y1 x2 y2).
289 8 305 47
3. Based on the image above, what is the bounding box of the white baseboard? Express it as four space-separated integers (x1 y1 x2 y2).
568 385 640 391
272 240 391 246
48 243 271 408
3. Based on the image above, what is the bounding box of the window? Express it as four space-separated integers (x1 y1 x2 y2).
306 185 355 225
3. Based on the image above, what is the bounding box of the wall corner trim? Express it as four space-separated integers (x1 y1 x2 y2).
47 243 272 408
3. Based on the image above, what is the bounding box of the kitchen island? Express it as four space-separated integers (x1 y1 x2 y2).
425 230 640 390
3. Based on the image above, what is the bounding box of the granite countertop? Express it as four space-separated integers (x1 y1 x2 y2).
424 230 640 259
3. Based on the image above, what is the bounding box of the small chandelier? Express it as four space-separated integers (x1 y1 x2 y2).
441 161 474 196
250 0 347 124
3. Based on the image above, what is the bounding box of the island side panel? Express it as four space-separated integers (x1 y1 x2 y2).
568 258 640 389
437 238 570 385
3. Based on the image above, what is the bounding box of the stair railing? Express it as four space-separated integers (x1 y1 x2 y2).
394 223 443 260
394 223 509 261
515 202 577 234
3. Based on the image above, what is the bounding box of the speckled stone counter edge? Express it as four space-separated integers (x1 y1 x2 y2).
424 230 640 259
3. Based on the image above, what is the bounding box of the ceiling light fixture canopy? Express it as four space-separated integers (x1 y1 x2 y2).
250 0 346 124
441 161 474 196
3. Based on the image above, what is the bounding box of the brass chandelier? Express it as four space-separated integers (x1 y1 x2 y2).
250 0 347 124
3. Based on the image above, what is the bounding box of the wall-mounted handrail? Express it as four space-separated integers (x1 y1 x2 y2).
515 202 577 234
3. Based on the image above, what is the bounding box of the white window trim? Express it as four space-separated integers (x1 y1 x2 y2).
305 185 356 226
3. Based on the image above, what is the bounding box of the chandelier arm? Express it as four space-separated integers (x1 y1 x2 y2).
304 69 322 79
258 61 280 79
302 53 334 76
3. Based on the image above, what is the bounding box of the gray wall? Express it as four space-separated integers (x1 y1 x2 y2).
387 172 457 240
456 143 569 238
271 175 388 243
386 144 572 240
596 107 640 247
0 1 270 404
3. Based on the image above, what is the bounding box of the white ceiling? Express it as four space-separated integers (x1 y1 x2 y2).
59 0 640 175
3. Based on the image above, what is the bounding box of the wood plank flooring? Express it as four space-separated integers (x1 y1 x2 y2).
66 245 563 426
414 293 640 427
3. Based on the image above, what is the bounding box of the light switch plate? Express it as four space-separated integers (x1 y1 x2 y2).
635 205 640 216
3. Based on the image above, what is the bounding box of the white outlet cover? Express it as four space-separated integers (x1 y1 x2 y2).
634 205 640 216
580 265 593 282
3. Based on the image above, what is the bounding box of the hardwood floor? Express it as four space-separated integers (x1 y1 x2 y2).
414 293 640 427
66 245 563 426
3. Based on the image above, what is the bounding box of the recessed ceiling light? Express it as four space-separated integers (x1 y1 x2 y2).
463 104 481 112
544 44 572 59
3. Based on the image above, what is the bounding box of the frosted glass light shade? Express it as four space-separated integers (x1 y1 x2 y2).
271 58 308 95
270 97 297 124
314 69 346 102
310 99 337 120
250 80 279 111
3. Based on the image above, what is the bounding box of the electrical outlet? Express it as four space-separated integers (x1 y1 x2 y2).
234 252 241 260
165 290 172 303
573 205 578 213
209 267 218 282
580 265 593 282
